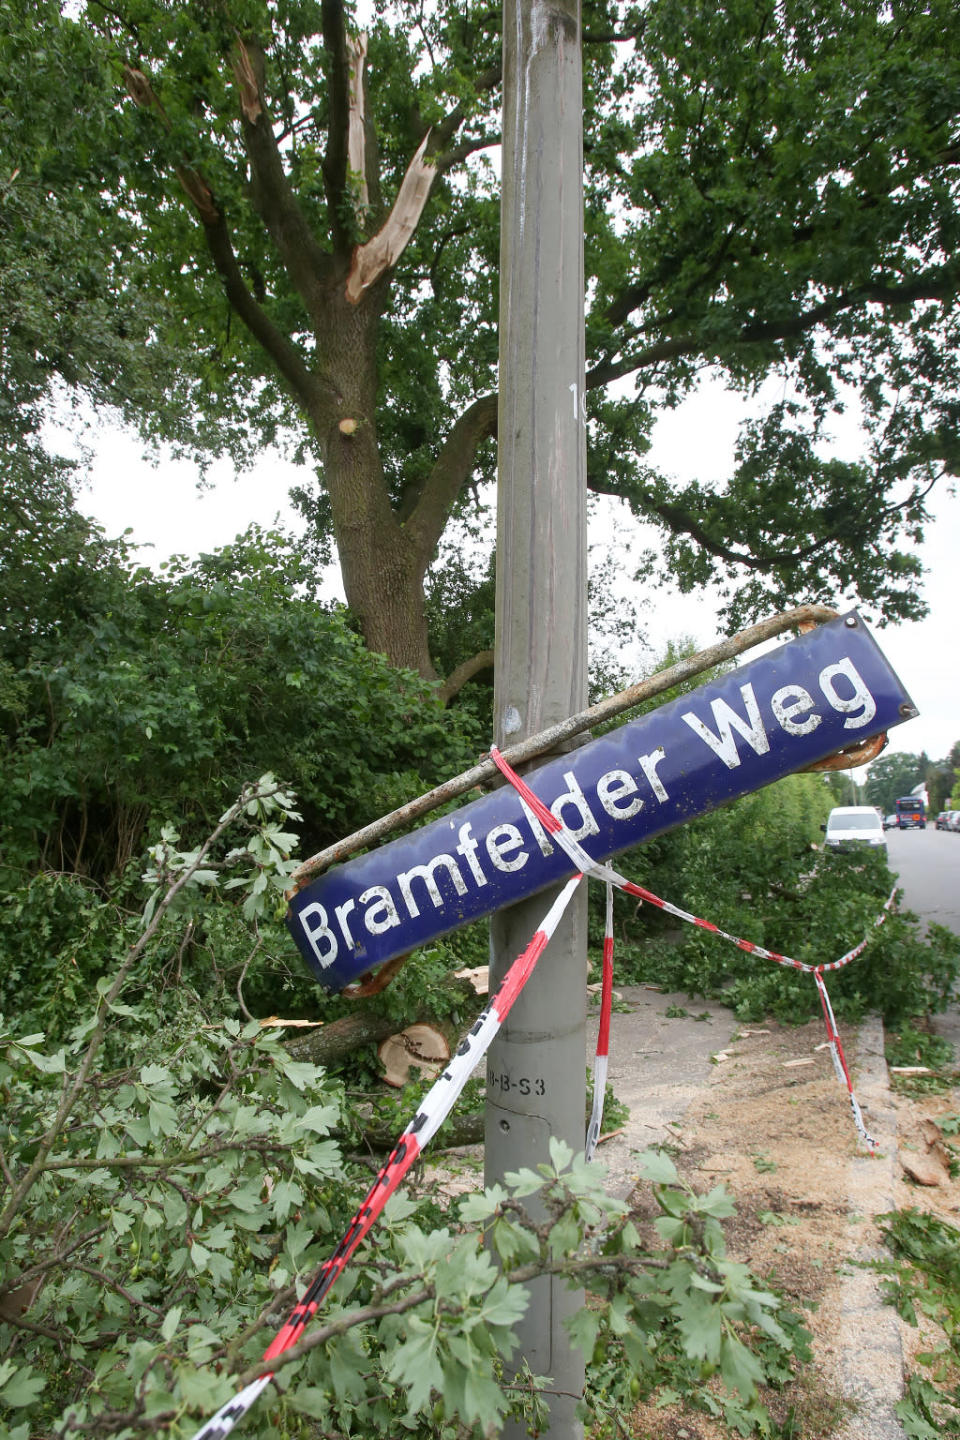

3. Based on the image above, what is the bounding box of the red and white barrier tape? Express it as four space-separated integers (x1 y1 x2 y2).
585 883 614 1162
489 747 892 1151
187 873 583 1440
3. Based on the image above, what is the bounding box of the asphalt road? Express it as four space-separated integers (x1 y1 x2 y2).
884 822 960 935
885 823 960 1059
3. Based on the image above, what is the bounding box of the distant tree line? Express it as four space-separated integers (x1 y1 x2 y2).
864 743 960 816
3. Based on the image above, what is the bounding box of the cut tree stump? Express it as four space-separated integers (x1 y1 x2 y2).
379 1023 451 1086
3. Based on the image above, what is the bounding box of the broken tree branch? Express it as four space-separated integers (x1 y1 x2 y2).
345 133 437 303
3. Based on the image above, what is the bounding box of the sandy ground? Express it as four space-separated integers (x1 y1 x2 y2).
619 1010 960 1440
422 989 959 1438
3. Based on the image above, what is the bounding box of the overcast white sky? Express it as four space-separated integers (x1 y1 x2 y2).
74 381 957 768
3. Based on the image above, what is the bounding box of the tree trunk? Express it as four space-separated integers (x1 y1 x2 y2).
285 1009 398 1068
283 974 480 1071
311 281 439 680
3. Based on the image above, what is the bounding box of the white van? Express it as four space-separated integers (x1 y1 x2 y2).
822 806 887 853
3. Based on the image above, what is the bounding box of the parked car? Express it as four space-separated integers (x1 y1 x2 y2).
949 811 960 832
883 813 897 830
821 806 887 853
936 811 951 829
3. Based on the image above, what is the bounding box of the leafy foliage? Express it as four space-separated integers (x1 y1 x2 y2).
0 514 481 887
0 0 227 467
0 783 818 1440
864 751 924 814
575 1146 817 1440
885 1018 958 1097
872 1209 960 1438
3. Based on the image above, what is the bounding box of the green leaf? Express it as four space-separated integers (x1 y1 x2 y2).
384 1317 443 1412
462 1366 507 1427
696 1183 736 1219
0 1364 46 1408
286 1386 330 1420
547 1136 574 1174
566 1306 602 1357
459 1186 506 1223
274 1059 319 1092
636 1149 680 1185
677 1295 723 1364
479 1276 528 1329
504 1166 543 1197
295 1103 339 1134
15 1043 65 1074
720 1333 765 1399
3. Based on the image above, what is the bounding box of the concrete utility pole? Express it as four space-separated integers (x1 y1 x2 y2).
486 2 587 1436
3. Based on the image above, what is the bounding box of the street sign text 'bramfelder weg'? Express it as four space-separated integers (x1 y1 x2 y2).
287 613 915 992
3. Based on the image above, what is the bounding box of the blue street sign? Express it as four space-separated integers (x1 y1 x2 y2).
288 612 915 991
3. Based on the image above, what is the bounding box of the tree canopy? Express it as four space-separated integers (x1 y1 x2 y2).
863 749 923 813
9 0 960 681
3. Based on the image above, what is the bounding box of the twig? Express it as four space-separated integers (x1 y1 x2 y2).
230 1247 672 1384
72 1264 167 1318
0 1139 15 1189
236 931 264 1022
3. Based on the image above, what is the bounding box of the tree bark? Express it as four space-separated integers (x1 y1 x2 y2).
283 974 481 1070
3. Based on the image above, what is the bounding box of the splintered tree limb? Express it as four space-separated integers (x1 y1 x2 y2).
232 37 262 122
121 58 328 410
345 133 437 303
347 31 369 214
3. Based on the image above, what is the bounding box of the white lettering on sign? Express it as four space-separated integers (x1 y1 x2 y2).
398 853 468 918
300 902 338 969
519 796 555 858
638 746 670 801
359 885 401 935
680 655 876 766
819 657 877 729
335 898 358 949
292 652 887 970
682 683 770 769
597 769 643 820
550 771 600 841
771 684 821 736
486 823 529 872
456 821 487 886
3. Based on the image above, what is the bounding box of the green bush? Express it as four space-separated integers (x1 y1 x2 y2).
0 784 818 1440
1 525 481 888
